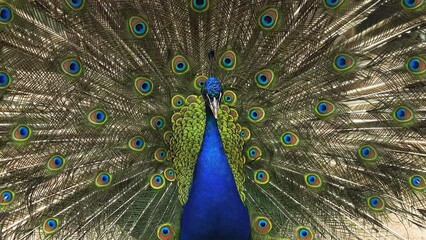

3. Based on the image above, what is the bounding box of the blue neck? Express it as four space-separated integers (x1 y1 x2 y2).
180 106 251 240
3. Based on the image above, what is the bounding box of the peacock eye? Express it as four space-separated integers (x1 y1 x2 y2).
222 90 237 106
13 125 32 142
254 170 270 184
358 145 378 161
247 146 262 161
164 168 176 181
128 136 146 151
408 175 425 190
324 0 344 8
95 172 112 187
333 54 355 71
219 51 237 70
304 173 322 188
248 107 265 123
65 0 85 10
129 16 149 38
62 58 83 77
43 218 60 234
240 127 251 141
315 100 335 117
258 8 278 30
154 148 167 162
392 106 414 123
150 174 165 189
0 5 13 24
406 57 426 74
191 0 209 12
253 216 272 234
150 116 166 130
194 75 207 91
163 131 173 145
297 226 313 240
280 132 300 147
135 77 153 96
157 224 175 240
255 69 275 88
48 155 66 171
88 109 108 125
402 0 424 9
172 56 190 75
367 196 385 211
0 190 15 205
0 71 11 89
171 95 185 109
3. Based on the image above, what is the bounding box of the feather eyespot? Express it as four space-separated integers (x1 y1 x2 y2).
258 8 278 30
333 54 355 71
164 168 176 181
135 77 153 96
128 136 146 151
240 127 251 141
151 116 166 130
409 175 425 190
222 90 237 106
358 145 378 161
129 16 149 38
406 56 426 74
255 69 275 88
13 125 32 142
0 4 13 24
150 174 165 189
0 71 11 89
254 170 270 185
194 75 207 91
219 51 237 70
392 106 414 123
248 107 265 123
61 58 82 77
43 218 59 234
253 216 272 234
172 95 185 109
163 131 173 145
65 0 85 10
47 155 66 171
247 146 262 161
157 223 174 240
280 132 299 147
191 0 209 12
296 226 313 240
304 173 322 188
324 0 345 8
367 196 385 211
172 55 190 75
0 190 14 206
154 148 167 162
402 0 424 9
186 95 197 104
315 100 335 117
95 172 112 188
88 109 108 125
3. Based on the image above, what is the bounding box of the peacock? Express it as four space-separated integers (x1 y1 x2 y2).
1 0 426 239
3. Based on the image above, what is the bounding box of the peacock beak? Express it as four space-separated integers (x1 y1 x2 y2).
208 94 221 119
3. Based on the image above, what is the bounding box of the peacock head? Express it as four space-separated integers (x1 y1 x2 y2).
202 77 223 119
